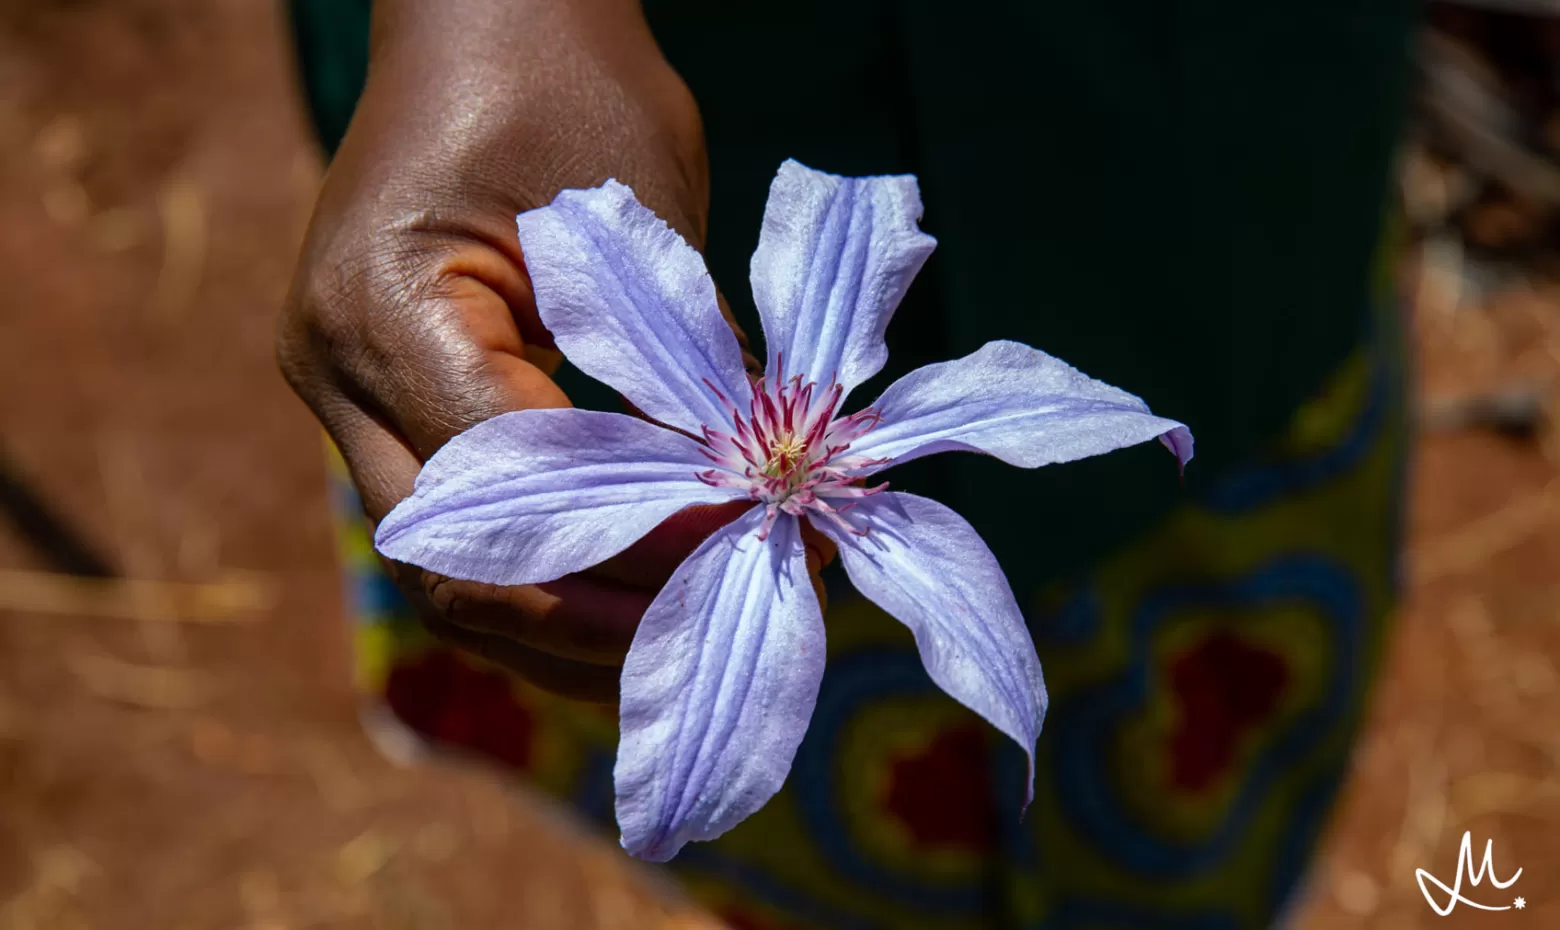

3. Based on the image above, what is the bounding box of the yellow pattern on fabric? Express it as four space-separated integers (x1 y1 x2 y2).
1015 344 1401 927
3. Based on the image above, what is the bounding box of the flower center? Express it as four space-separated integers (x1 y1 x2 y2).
763 433 809 481
696 365 888 538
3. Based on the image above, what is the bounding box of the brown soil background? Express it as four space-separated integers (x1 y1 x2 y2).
2 2 1558 928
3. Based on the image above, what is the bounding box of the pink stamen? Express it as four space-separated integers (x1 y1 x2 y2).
695 370 890 532
701 377 734 412
811 498 870 537
755 504 781 541
758 389 781 430
801 390 841 448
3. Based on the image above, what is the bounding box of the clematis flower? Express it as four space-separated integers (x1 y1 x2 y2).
375 159 1193 862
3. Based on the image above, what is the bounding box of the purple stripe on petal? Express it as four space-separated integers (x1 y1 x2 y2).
850 340 1194 474
749 160 936 396
517 181 752 434
375 409 746 586
616 508 824 861
811 492 1045 807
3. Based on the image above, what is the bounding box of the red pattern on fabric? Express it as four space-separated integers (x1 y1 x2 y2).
882 723 993 852
1167 630 1289 793
385 648 536 770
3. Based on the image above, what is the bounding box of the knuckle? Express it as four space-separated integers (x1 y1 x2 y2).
425 573 530 636
423 572 466 619
279 230 447 406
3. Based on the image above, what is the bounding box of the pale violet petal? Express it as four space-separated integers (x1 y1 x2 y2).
850 340 1194 474
375 408 744 586
517 181 752 434
749 159 936 396
811 492 1045 805
616 508 824 861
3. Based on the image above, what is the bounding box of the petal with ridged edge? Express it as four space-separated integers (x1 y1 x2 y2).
750 159 936 397
518 181 752 434
375 408 745 586
850 340 1193 474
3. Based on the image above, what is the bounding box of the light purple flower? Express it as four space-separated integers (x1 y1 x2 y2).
375 159 1193 862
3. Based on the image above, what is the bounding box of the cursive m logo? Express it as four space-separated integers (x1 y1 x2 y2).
1417 831 1525 915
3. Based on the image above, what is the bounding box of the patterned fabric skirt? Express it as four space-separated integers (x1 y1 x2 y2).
328 299 1405 930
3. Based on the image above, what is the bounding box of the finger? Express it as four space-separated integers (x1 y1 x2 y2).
425 572 651 664
800 520 838 573
714 288 763 377
382 271 572 458
806 539 829 616
522 344 564 377
327 405 638 671
473 238 557 356
591 501 833 604
321 398 424 525
423 614 621 703
314 237 571 462
589 500 754 589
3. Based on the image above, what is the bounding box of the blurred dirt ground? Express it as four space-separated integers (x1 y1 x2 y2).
2 2 1559 929
0 2 717 928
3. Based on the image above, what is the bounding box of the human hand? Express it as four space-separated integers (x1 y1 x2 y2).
277 0 832 702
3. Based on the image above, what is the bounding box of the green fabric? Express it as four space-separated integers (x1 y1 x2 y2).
285 0 370 158
283 0 1415 586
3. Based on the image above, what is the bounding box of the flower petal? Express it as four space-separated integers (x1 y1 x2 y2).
749 159 936 396
811 492 1045 805
615 508 823 861
375 408 746 586
517 181 752 434
850 340 1194 474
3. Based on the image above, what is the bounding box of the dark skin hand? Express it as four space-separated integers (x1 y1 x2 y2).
278 0 834 702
